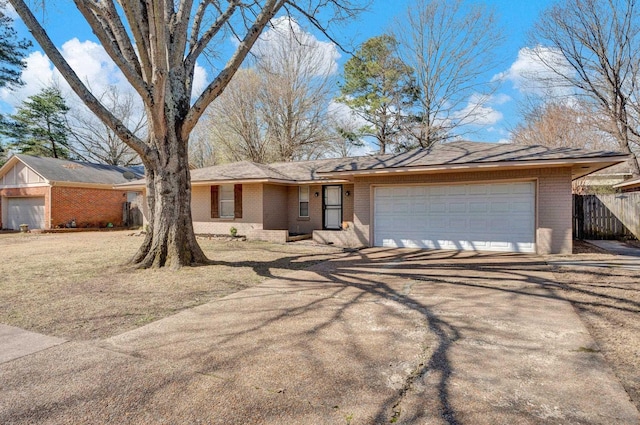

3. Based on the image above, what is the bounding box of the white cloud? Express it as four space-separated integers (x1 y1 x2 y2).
0 51 54 107
192 63 208 99
0 39 134 110
1 2 18 19
494 46 574 96
253 16 340 76
453 93 507 127
327 101 367 129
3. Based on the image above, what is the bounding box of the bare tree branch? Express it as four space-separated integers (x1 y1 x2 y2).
10 0 148 157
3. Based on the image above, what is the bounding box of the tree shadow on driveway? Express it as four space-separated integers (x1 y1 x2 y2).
3 248 638 424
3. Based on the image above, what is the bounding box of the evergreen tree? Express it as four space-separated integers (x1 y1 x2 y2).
5 87 72 158
0 4 31 162
337 35 419 154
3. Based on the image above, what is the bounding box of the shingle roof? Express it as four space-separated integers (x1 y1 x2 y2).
14 154 144 184
118 141 629 187
190 157 349 182
317 141 628 174
190 161 292 181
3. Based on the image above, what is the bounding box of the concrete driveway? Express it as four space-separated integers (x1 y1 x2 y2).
1 249 638 424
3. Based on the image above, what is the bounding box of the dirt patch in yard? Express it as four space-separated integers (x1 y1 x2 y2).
0 231 344 340
547 241 640 411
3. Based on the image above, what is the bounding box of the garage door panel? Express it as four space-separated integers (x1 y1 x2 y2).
374 182 535 253
7 197 45 230
469 201 489 213
449 202 467 213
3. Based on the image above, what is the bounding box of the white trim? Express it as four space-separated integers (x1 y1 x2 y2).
298 185 309 218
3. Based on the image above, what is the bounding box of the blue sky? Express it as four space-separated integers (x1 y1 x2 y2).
2 0 555 145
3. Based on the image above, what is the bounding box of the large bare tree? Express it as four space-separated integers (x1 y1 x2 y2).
205 18 339 163
9 0 364 268
532 0 640 176
510 97 619 150
197 68 269 163
68 85 145 166
393 0 504 147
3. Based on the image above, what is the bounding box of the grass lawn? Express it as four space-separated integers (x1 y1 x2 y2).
0 231 344 340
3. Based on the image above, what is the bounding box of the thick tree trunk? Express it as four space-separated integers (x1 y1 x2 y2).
130 132 208 269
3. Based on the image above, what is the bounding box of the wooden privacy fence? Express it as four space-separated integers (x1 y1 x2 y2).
573 193 640 240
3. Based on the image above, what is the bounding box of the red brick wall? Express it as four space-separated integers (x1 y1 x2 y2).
0 186 50 229
50 186 127 228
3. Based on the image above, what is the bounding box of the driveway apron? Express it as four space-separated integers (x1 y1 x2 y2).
1 249 638 424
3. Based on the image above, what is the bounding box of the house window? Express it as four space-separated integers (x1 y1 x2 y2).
299 186 309 217
220 184 235 218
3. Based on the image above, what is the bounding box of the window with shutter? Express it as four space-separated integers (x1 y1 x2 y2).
211 186 219 218
234 184 243 218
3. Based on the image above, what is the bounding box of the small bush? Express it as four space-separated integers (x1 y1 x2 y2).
230 227 238 237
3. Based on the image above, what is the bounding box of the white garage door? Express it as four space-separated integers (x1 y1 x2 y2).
7 197 46 230
374 182 535 253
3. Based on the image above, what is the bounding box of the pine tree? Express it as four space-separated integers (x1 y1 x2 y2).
6 87 72 159
0 5 31 162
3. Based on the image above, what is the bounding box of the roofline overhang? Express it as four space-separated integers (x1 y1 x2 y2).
613 176 640 189
0 155 47 182
317 156 631 180
114 177 351 190
190 177 352 186
50 181 130 189
0 156 20 178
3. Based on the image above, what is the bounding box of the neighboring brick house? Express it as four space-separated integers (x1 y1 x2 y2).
119 141 628 254
0 154 144 230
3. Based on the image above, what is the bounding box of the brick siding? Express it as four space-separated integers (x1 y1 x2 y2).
262 184 289 230
351 167 573 255
191 183 264 235
50 186 127 228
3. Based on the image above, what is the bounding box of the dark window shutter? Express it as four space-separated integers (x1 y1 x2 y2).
234 184 243 218
211 185 219 218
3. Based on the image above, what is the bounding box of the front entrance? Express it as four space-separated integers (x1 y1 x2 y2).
323 185 342 230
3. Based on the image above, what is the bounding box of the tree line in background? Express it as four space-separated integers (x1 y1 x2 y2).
511 0 640 175
4 0 640 268
5 0 639 173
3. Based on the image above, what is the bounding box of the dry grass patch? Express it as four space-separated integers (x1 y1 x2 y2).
0 231 343 340
548 242 640 411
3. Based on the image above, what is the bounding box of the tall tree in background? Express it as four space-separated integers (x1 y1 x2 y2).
9 0 365 268
510 97 619 150
4 86 72 158
202 18 339 163
202 68 270 163
393 0 504 147
0 4 30 89
0 3 31 165
337 34 419 154
532 0 640 176
257 18 337 161
68 85 145 166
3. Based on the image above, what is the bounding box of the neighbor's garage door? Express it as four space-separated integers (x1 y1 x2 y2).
374 182 535 253
7 197 46 230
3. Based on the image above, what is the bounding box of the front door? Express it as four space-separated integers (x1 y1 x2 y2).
323 185 342 230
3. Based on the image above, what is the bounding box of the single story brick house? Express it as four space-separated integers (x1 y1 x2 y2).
119 141 627 254
0 154 144 230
